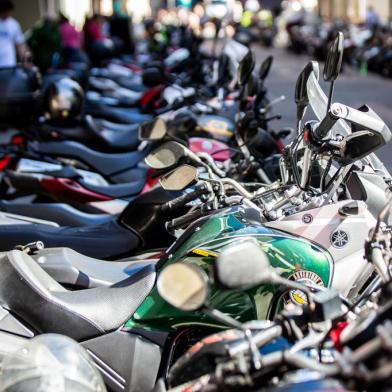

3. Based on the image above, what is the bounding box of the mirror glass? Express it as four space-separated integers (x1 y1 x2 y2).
145 141 186 169
247 73 258 97
215 238 273 289
323 32 343 82
160 164 198 191
139 118 167 141
259 55 273 80
238 50 255 86
157 262 208 311
342 131 382 163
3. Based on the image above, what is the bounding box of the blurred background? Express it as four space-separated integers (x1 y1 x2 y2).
12 0 392 34
11 0 392 164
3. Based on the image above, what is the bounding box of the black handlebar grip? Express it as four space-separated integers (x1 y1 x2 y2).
162 185 208 213
167 209 204 230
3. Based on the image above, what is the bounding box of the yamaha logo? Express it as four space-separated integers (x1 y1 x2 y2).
330 230 349 248
288 271 324 305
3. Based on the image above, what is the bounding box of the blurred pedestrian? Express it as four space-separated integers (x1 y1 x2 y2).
144 17 167 57
83 14 114 62
0 0 29 67
27 14 62 71
59 13 86 63
366 6 380 30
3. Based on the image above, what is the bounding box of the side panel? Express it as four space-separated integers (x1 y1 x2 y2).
82 331 161 392
265 200 376 294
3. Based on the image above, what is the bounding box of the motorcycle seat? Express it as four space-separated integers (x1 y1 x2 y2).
32 247 158 288
0 201 113 227
0 250 156 340
33 141 147 179
35 117 140 153
0 220 140 260
93 118 140 133
85 116 140 151
86 101 152 124
79 179 144 199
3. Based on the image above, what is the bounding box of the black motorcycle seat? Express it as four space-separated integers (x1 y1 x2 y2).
85 116 140 151
32 247 158 288
0 250 156 340
0 220 140 260
79 179 144 199
33 140 147 179
35 117 140 153
86 101 152 124
0 201 113 227
93 118 140 133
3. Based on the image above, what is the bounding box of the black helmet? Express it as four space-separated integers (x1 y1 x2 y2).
43 77 84 122
142 67 164 87
0 334 106 391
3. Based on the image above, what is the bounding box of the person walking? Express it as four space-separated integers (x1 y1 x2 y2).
366 6 380 30
0 0 28 67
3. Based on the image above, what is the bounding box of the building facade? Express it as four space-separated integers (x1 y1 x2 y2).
13 0 155 31
318 0 392 23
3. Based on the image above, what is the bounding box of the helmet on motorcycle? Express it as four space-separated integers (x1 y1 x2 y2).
43 77 84 122
0 334 106 392
142 67 164 87
171 111 198 135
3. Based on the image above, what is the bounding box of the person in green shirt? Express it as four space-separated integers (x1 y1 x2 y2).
27 15 62 72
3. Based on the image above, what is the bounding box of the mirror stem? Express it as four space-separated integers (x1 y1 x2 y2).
203 306 244 330
327 80 335 115
296 119 301 135
271 275 315 311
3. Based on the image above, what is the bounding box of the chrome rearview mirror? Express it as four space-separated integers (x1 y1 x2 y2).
214 238 315 309
157 262 208 311
145 141 187 170
159 164 198 191
324 32 344 112
259 55 273 81
214 238 274 289
247 73 258 97
323 32 343 83
145 141 203 170
238 50 255 86
139 118 167 141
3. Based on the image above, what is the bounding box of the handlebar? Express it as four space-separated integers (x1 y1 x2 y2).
162 185 209 213
370 246 390 283
167 208 205 230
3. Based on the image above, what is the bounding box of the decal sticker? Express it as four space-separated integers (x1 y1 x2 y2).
288 270 324 305
191 248 218 257
203 120 232 136
330 230 349 248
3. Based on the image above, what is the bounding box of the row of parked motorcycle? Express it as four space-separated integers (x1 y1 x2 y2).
287 21 392 78
0 31 391 392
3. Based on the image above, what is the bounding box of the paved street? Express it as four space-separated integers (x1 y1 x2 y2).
252 46 392 170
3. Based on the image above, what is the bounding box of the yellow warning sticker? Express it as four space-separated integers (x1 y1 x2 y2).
191 248 218 257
